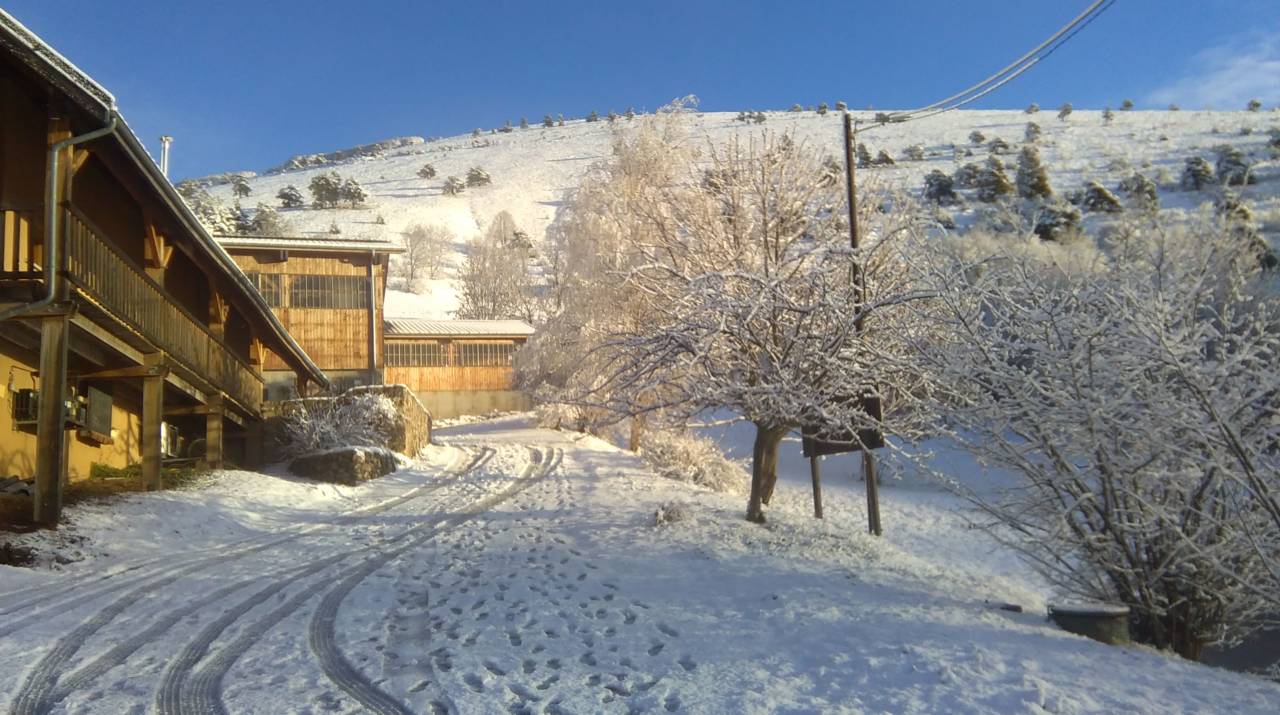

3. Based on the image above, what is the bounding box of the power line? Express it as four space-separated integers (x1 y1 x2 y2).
859 0 1116 131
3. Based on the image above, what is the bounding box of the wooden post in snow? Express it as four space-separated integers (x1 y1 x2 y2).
843 110 883 537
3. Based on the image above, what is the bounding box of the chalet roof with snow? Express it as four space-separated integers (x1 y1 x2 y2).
213 234 404 254
384 319 535 338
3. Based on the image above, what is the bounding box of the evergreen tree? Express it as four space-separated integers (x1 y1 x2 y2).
902 144 925 162
976 157 1013 203
969 130 986 145
923 170 958 204
232 201 253 235
1033 202 1081 241
472 128 482 137
1015 145 1053 200
558 114 565 126
1057 102 1073 121
988 137 1009 154
338 178 367 207
874 150 895 166
856 142 873 169
230 174 252 199
753 111 766 124
625 107 636 120
1102 107 1115 124
328 222 341 234
835 100 847 111
816 102 829 115
466 167 492 187
1181 156 1214 190
953 162 982 189
519 117 529 129
1118 173 1159 212
276 184 305 209
1024 122 1042 142
1214 145 1255 186
1081 180 1123 213
1168 103 1180 111
308 172 342 208
1246 98 1262 112
607 110 619 122
249 203 289 236
789 104 803 112
442 176 466 196
543 114 555 128
500 120 514 133
417 163 437 179
1121 99 1134 111
1025 102 1040 114
586 110 600 123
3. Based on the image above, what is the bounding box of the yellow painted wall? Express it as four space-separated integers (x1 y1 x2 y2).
0 348 143 482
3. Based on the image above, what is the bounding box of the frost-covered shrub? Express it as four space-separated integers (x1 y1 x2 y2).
953 162 982 189
277 393 400 459
816 102 829 115
338 178 366 207
534 402 586 431
1081 180 1123 213
1121 99 1134 111
835 100 848 111
1118 173 1159 212
1057 102 1073 121
1025 102 1040 114
856 142 873 168
1102 107 1115 125
417 163 437 179
901 144 925 162
1024 122 1041 142
466 167 492 187
638 430 747 494
873 150 895 166
653 501 693 527
1181 157 1214 190
923 170 958 205
988 137 1010 155
442 176 465 195
968 130 986 145
1033 202 1082 241
586 110 600 122
1247 98 1262 112
1213 145 1255 186
976 158 1014 203
1015 146 1052 201
789 103 803 112
276 185 305 209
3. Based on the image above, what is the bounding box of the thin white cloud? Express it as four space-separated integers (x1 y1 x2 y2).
1144 32 1280 109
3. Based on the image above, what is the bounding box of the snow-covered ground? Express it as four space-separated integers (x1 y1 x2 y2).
1 415 1276 713
203 108 1280 319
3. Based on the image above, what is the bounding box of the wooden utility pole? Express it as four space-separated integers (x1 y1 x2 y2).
843 110 883 537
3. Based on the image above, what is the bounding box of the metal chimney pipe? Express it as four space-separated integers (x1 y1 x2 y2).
159 135 173 178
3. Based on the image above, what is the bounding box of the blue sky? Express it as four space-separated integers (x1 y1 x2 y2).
5 1 1278 180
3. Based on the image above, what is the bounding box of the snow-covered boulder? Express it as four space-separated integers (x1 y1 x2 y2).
288 446 398 486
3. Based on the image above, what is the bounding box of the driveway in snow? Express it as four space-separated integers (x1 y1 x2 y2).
1 416 1277 714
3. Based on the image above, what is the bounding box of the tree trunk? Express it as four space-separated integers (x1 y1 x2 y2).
746 423 788 522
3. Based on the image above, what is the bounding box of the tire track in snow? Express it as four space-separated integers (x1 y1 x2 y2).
0 445 473 609
157 447 498 715
308 447 562 715
6 447 492 714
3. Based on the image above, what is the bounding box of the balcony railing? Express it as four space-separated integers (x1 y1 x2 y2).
1 207 41 278
62 207 263 413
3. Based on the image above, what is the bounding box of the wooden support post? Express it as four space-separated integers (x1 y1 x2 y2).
141 353 165 491
33 314 70 526
863 450 882 536
809 455 824 519
205 394 224 468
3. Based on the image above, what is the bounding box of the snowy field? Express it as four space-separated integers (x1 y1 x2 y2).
1 416 1277 713
203 108 1280 319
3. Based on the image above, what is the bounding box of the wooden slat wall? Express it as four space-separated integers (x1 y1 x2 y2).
230 252 384 372
384 366 515 392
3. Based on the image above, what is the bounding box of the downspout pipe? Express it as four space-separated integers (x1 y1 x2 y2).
0 113 119 322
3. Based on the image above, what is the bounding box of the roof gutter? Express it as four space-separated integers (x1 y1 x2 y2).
0 114 119 323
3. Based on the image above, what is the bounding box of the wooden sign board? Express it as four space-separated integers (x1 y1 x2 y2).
801 394 885 457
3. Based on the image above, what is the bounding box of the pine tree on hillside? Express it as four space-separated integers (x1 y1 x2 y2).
1181 156 1214 190
816 102 829 115
1121 99 1134 111
230 174 252 199
1025 102 1040 114
607 110 619 122
1034 202 1081 241
338 178 367 208
902 144 925 162
1246 98 1262 112
557 114 565 127
1081 180 1123 213
417 163 437 179
472 128 482 137
969 130 986 145
250 203 290 236
277 184 305 209
1168 103 1180 111
1015 145 1053 200
586 110 600 123
466 167 492 187
789 104 803 112
1118 173 1159 212
953 162 982 189
988 137 1009 155
625 107 636 120
543 114 555 128
442 176 466 196
308 172 342 208
1102 107 1115 125
976 157 1014 203
1214 145 1255 186
856 142 873 168
500 120 514 133
1024 122 1042 142
1057 102 1073 121
519 117 529 129
873 150 895 166
923 170 958 204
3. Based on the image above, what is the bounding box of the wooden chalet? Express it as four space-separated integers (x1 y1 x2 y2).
0 10 328 524
383 319 534 418
215 234 401 399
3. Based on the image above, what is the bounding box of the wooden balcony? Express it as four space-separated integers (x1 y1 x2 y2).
0 204 264 413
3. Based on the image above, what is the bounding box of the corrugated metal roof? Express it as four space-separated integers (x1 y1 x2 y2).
215 235 404 253
384 319 536 337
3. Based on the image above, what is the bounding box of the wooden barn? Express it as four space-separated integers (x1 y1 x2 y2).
383 319 534 418
0 10 328 524
216 234 401 399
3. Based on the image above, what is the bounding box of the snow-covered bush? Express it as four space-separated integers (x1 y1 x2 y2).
1118 173 1159 212
917 219 1280 659
466 167 491 187
534 402 587 431
816 102 829 115
1181 157 1214 190
276 185 305 209
442 176 465 195
901 144 925 162
953 162 981 189
277 393 400 459
653 501 693 527
308 171 342 208
1102 107 1115 125
922 170 958 205
987 137 1010 155
1032 202 1081 241
1247 98 1262 112
856 142 873 168
1121 99 1134 111
975 158 1013 203
417 163 437 179
1025 102 1040 114
1213 145 1255 186
1080 180 1123 213
1024 122 1041 142
638 430 747 494
1057 102 1073 121
968 130 985 145
338 178 367 207
873 150 895 166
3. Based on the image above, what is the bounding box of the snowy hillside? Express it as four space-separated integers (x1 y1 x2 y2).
204 109 1280 318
